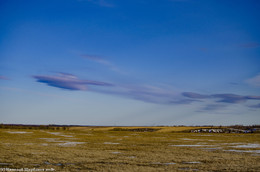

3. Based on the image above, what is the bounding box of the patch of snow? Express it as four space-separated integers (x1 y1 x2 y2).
59 135 74 137
151 162 176 165
85 134 93 136
7 131 32 134
104 142 120 145
127 156 136 158
170 144 205 147
183 162 201 164
196 142 209 145
225 149 260 154
221 142 244 145
46 132 61 135
46 132 73 137
58 142 85 146
39 138 64 142
181 138 198 141
231 144 260 148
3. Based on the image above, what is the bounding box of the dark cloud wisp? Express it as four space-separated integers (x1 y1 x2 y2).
33 74 260 106
182 92 260 103
33 73 112 91
33 73 193 105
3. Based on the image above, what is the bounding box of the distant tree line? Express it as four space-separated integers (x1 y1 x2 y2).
0 124 70 130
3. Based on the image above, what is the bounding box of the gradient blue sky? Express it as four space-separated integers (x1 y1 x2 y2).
1 0 260 125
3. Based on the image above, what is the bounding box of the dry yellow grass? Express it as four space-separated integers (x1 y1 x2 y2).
0 127 259 171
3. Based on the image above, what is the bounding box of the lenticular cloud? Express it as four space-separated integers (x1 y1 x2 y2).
33 73 112 91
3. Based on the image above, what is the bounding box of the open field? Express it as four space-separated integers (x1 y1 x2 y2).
0 126 260 171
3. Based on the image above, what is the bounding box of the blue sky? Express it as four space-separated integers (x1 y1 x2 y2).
0 0 260 125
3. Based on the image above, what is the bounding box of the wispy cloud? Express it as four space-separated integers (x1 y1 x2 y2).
246 74 260 87
0 75 10 80
239 42 260 48
33 73 112 91
198 48 208 52
169 0 189 2
248 103 260 109
33 73 260 106
33 73 193 105
182 92 209 99
201 104 227 111
80 54 112 66
78 0 115 7
182 92 260 104
80 54 121 73
90 84 190 105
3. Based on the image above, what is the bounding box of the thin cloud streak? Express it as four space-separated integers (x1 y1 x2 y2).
80 54 122 73
183 92 260 104
33 74 260 106
80 54 111 66
248 103 260 109
88 84 190 105
202 104 227 111
78 0 115 7
33 73 192 105
246 74 260 87
33 73 112 91
0 75 10 80
239 42 260 48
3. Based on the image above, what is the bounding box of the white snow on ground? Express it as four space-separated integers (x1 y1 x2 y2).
127 156 136 158
6 131 32 134
46 132 61 135
39 138 64 142
225 149 260 154
151 162 176 165
180 138 198 141
231 144 260 148
39 138 85 146
183 162 201 164
45 132 73 137
170 144 207 147
59 135 74 137
104 142 120 145
58 142 85 146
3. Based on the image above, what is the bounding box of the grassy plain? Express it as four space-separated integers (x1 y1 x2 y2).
0 126 260 171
